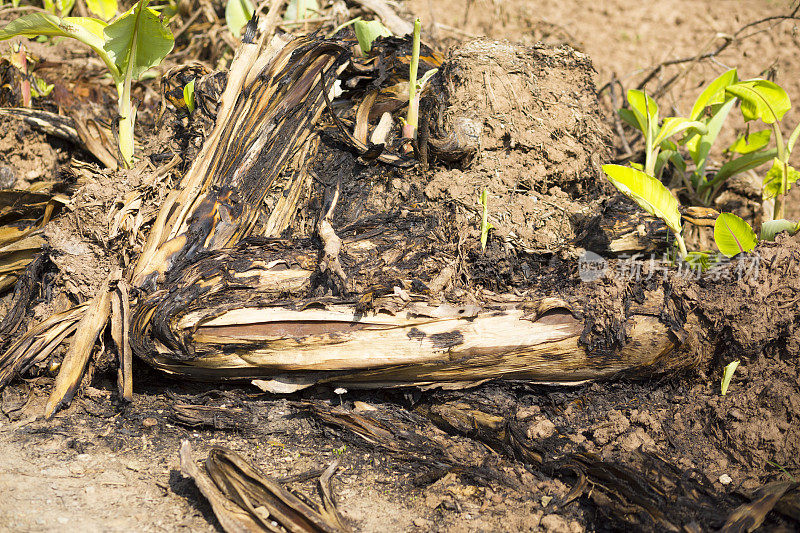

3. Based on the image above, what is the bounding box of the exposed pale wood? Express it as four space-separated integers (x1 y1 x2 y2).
44 276 112 418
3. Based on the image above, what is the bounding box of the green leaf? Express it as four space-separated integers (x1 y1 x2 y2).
760 219 799 241
714 213 757 257
31 76 54 97
762 159 800 201
284 0 318 22
707 147 777 189
103 2 174 83
44 0 76 16
354 19 391 54
86 0 118 21
626 89 659 138
725 79 791 124
721 360 740 396
684 98 736 170
689 69 738 121
0 14 114 75
617 108 639 130
225 0 253 38
602 164 681 234
653 117 707 147
183 78 195 113
727 129 771 154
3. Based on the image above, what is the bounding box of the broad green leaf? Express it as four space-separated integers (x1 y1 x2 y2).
284 0 318 22
86 0 118 21
653 117 706 147
685 98 736 170
707 147 777 189
762 159 800 200
721 360 740 396
725 79 791 124
103 2 174 83
714 213 757 257
225 0 253 38
727 129 771 154
0 14 113 74
626 89 659 138
183 78 195 113
354 19 391 54
602 164 681 234
689 69 738 120
760 219 799 241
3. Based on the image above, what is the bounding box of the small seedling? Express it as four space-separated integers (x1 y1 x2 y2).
183 78 196 114
479 189 493 251
720 360 740 395
0 0 175 167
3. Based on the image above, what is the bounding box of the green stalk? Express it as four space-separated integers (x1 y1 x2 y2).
117 0 146 168
403 18 421 139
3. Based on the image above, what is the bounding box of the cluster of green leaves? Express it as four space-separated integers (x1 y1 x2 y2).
619 70 799 218
0 0 175 167
605 71 800 260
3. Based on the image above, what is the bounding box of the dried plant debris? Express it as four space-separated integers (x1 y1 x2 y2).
180 441 351 533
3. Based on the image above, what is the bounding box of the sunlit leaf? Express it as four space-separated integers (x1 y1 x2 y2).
103 2 174 83
707 148 777 189
653 117 706 147
725 79 791 124
762 159 800 201
601 164 681 234
727 129 771 154
354 19 391 54
225 0 253 38
713 213 757 257
684 98 736 170
183 78 195 113
86 0 118 21
760 219 799 241
626 89 659 138
721 360 740 395
0 14 110 72
689 69 738 120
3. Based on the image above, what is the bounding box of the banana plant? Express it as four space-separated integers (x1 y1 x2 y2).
725 79 800 220
602 164 687 258
0 0 174 168
620 71 779 205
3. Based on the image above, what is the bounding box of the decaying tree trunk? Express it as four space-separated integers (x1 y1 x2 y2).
2 14 800 417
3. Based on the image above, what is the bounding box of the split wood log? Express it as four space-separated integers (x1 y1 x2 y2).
3 27 797 415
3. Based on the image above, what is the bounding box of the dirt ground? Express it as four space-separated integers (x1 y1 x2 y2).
2 0 800 532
